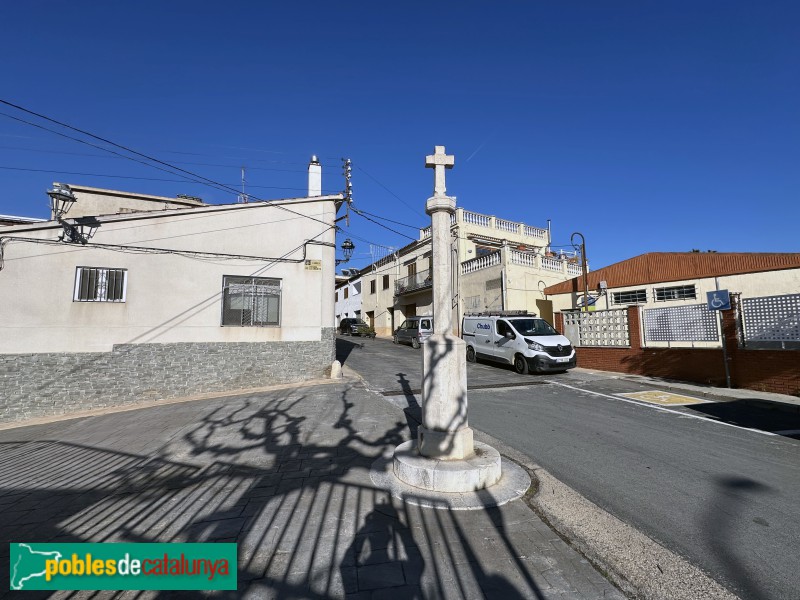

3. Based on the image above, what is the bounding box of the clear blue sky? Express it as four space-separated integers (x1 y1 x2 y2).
1 2 798 270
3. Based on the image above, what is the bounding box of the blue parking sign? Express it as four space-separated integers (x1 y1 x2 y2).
707 290 731 311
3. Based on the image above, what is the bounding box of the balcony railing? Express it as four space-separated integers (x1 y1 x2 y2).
395 268 432 296
420 208 548 241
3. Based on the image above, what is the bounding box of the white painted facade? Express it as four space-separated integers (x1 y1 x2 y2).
0 193 342 354
334 276 363 326
357 207 582 336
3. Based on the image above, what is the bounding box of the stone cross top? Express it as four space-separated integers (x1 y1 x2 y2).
425 146 454 197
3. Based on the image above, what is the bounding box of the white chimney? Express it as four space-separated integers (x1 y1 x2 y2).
308 155 321 197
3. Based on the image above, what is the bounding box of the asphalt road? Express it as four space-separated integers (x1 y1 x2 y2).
337 335 800 600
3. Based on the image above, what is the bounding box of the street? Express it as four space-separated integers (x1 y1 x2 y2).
338 335 800 600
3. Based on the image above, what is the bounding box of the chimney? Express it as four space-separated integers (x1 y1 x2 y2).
308 155 321 197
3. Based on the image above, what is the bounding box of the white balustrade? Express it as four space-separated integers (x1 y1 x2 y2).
524 225 547 239
496 218 518 234
510 250 536 267
461 250 501 274
567 263 582 276
463 210 491 228
541 257 562 272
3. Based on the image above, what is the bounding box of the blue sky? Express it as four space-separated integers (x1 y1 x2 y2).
1 2 797 270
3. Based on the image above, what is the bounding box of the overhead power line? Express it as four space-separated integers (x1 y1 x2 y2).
0 100 337 229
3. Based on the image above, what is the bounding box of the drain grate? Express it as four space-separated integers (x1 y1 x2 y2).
380 380 548 397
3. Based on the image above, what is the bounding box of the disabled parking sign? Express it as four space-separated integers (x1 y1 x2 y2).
707 289 731 311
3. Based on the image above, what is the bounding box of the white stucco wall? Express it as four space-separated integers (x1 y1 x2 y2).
335 278 363 324
0 196 340 353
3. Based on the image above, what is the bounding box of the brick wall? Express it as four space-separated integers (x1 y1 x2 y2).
556 303 799 396
0 328 336 423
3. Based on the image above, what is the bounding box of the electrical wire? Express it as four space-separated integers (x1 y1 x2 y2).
0 101 339 229
0 165 337 193
354 164 426 217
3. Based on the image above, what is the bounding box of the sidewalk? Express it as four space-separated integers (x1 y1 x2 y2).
573 367 800 411
0 377 625 599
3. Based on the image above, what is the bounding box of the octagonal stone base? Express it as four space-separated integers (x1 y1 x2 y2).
393 440 502 493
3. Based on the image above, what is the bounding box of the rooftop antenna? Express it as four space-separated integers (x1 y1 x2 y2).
238 166 248 203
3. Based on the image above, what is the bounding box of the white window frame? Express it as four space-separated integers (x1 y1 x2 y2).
73 267 127 303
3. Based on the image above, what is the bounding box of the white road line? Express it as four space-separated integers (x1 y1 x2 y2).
545 380 777 437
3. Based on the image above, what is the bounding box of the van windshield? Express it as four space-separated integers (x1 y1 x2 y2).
509 318 557 336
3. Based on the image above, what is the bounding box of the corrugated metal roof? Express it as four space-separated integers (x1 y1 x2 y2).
543 252 800 295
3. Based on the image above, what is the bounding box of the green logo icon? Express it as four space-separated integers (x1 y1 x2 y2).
9 543 237 591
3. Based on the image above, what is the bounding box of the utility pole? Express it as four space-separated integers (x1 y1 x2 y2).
571 232 589 311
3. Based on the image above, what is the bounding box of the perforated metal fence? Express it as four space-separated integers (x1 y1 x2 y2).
741 293 800 349
643 303 719 342
563 309 630 347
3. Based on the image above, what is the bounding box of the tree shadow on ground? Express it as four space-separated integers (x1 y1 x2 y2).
0 378 554 599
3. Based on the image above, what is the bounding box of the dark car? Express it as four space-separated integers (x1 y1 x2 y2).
338 318 375 337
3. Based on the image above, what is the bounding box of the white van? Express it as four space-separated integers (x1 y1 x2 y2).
462 312 576 374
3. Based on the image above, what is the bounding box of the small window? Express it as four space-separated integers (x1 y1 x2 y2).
408 262 417 277
335 291 338 302
654 285 696 301
344 288 349 299
74 267 127 302
382 275 390 290
222 276 281 327
370 279 376 294
612 289 647 305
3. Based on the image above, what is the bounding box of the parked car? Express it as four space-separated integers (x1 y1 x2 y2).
462 313 576 374
393 316 433 349
338 318 375 337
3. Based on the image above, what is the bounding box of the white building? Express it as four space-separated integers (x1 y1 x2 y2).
0 159 344 423
352 208 583 337
334 270 363 328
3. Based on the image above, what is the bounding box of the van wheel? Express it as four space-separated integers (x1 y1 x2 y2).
466 346 476 363
514 355 529 375
412 337 420 349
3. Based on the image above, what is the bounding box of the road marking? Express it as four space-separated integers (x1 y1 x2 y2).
545 381 776 437
618 391 709 406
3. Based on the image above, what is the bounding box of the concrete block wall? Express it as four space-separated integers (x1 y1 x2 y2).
555 304 800 396
0 328 336 423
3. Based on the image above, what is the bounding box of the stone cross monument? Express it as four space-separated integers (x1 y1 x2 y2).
417 146 474 460
385 146 518 499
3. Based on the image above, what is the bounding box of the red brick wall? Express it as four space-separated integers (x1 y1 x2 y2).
556 301 800 396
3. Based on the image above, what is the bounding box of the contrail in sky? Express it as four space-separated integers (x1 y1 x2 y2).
466 132 493 162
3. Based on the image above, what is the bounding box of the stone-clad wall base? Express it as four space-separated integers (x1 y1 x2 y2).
0 328 335 423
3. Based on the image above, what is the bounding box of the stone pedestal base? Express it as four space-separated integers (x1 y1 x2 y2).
393 440 502 493
418 425 474 460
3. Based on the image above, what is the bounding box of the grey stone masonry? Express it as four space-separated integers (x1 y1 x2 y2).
0 327 335 423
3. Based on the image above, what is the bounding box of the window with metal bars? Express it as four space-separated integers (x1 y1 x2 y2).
654 284 696 301
221 276 281 327
73 267 127 302
611 289 647 305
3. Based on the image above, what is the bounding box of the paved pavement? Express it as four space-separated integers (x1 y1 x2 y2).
340 336 800 600
0 376 625 598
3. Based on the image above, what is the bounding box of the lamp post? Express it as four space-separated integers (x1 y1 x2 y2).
336 238 355 266
47 183 99 245
571 232 589 312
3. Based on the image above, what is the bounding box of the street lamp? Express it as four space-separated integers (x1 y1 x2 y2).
47 182 76 220
571 232 589 312
46 182 99 245
336 238 355 265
